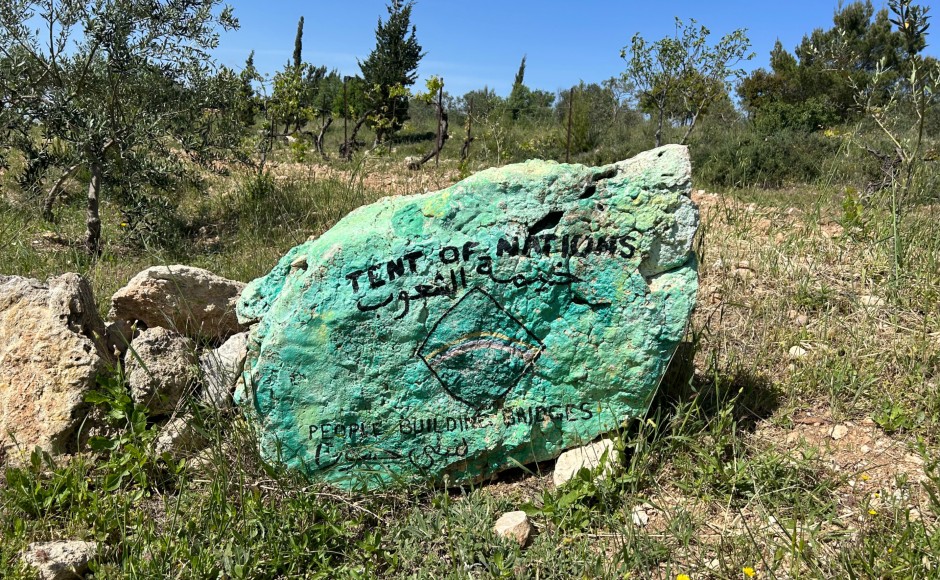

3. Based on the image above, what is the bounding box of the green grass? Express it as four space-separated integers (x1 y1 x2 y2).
4 360 936 578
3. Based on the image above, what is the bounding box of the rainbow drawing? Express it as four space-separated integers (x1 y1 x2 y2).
417 287 543 409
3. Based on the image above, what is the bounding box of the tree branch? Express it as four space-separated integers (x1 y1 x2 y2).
41 162 81 222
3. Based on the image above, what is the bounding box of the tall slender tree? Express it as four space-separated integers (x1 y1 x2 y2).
359 0 424 143
513 56 527 88
508 55 529 120
293 16 305 69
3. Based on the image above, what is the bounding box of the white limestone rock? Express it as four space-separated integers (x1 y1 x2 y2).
553 438 621 487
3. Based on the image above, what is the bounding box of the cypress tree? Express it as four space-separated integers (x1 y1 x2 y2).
513 55 526 89
508 55 530 120
359 0 424 143
293 16 304 70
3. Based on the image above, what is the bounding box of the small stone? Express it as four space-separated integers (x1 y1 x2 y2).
830 424 849 440
794 314 809 327
553 439 620 487
125 328 198 415
20 540 98 580
493 511 533 547
631 505 650 526
821 222 845 238
859 295 885 308
860 445 871 454
788 345 808 359
732 268 754 281
154 415 208 458
40 231 68 245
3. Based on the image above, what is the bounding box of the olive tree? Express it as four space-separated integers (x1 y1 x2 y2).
0 0 238 254
622 17 753 147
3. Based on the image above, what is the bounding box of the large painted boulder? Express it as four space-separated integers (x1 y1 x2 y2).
237 145 699 489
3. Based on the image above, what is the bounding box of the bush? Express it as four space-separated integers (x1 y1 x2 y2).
692 123 839 188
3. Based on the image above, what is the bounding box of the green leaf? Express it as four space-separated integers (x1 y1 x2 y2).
84 391 112 404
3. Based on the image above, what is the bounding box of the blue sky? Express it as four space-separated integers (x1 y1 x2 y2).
214 0 939 97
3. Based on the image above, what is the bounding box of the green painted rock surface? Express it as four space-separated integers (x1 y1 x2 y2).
237 145 699 489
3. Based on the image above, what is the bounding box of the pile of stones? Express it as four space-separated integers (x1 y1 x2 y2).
0 264 249 464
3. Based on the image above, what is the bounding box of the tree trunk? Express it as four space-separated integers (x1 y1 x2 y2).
341 113 370 159
46 140 115 222
655 107 664 148
257 121 276 178
408 106 449 170
565 89 574 163
460 136 474 161
84 161 102 256
315 116 333 157
42 162 82 222
679 110 700 145
17 146 49 196
461 98 474 161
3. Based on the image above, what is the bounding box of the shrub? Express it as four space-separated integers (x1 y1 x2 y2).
692 124 839 188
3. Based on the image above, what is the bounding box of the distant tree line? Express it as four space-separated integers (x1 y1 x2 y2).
1 0 937 255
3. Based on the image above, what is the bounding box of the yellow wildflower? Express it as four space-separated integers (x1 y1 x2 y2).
869 508 878 515
743 567 756 577
677 575 691 580
861 474 870 481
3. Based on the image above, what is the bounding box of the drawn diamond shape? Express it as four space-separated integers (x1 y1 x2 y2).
417 287 544 410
